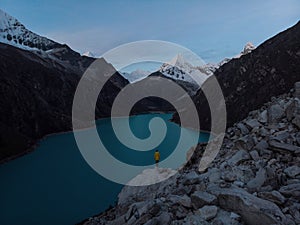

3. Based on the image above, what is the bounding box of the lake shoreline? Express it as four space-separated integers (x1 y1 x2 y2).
0 111 177 165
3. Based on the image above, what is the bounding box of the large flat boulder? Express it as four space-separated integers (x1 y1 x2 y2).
207 184 287 225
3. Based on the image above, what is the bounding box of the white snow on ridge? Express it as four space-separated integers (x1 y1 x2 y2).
159 53 212 85
0 9 58 52
82 51 96 58
234 42 256 59
121 69 152 83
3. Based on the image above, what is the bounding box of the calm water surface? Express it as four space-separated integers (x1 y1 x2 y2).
0 114 209 225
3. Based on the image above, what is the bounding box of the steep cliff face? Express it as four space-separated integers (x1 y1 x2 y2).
0 43 128 160
172 21 300 131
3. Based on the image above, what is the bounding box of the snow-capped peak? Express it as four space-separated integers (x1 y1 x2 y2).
0 9 59 51
242 42 256 55
121 69 151 83
159 54 211 85
168 53 193 69
82 51 96 58
234 42 256 59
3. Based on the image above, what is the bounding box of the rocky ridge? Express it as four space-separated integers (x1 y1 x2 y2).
83 82 300 225
172 21 300 131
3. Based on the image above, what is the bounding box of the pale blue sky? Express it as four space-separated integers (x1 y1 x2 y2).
0 0 299 63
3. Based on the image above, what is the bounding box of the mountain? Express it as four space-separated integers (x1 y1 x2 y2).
0 10 132 161
121 69 151 83
172 21 300 131
0 9 180 161
159 54 212 85
83 51 96 58
0 43 129 161
233 42 256 59
85 82 300 224
0 9 60 51
0 9 94 74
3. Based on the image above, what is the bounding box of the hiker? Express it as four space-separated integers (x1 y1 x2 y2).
154 150 160 167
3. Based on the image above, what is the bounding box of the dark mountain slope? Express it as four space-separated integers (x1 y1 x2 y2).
0 43 128 161
172 21 300 130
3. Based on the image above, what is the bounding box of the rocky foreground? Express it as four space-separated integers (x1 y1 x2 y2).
83 82 300 225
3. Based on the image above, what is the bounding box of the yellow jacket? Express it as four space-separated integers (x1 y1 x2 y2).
154 151 160 161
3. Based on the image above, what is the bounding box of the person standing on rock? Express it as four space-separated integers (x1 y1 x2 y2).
154 150 160 167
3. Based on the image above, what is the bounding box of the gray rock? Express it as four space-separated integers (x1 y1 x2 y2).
284 165 300 178
257 190 286 205
222 171 237 182
258 110 268 124
169 195 191 208
228 150 250 166
233 181 245 188
197 205 218 221
182 214 209 225
269 140 300 154
279 183 300 198
254 140 269 151
182 171 200 185
156 212 172 225
249 150 260 160
236 122 249 135
292 115 300 129
268 104 285 123
191 191 217 209
272 130 290 142
245 119 261 129
234 135 255 151
285 99 299 121
246 168 267 191
259 127 269 137
207 184 287 225
294 81 300 99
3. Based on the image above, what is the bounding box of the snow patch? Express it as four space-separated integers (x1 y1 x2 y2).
82 51 96 58
121 69 152 83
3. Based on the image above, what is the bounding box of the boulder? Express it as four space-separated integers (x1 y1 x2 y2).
227 150 250 166
249 150 260 160
258 190 286 205
269 140 300 154
268 104 285 123
279 183 300 199
245 119 261 129
182 171 200 185
292 115 300 129
191 191 217 209
236 122 249 135
207 185 287 225
284 165 300 178
234 136 255 151
246 168 267 191
169 195 191 208
294 81 300 99
197 205 218 221
258 110 268 124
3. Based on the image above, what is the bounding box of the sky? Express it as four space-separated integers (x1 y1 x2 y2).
0 0 299 63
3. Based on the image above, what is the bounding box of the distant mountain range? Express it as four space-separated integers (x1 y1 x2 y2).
1 8 298 163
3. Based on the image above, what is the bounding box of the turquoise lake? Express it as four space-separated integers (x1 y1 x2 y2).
0 114 209 225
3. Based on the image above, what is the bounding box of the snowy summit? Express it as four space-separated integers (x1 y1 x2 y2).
82 51 96 58
160 54 212 85
0 9 59 52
